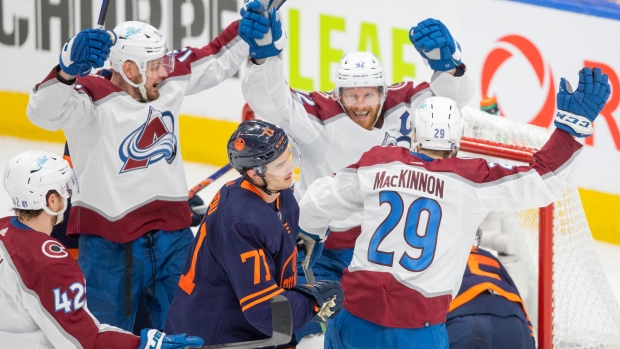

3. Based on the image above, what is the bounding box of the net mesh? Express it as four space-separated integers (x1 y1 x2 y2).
460 106 620 348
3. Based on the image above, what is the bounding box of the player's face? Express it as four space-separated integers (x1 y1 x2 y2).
128 56 172 101
264 149 296 190
340 86 383 130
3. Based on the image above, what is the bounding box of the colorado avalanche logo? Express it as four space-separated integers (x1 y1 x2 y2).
119 106 177 173
42 240 68 259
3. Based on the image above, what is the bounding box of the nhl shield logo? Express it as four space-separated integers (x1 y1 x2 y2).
119 106 178 173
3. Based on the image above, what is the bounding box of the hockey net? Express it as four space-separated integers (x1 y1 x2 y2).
459 106 620 349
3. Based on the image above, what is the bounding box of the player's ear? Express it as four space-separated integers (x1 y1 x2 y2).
246 168 259 181
46 191 62 211
122 61 136 78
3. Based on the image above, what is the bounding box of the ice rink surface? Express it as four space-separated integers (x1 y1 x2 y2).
1 136 619 348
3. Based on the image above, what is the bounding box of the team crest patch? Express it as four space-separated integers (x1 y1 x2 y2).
234 138 245 151
42 240 68 259
119 106 177 173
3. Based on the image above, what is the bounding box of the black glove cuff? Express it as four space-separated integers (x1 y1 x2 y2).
54 65 77 85
453 63 466 77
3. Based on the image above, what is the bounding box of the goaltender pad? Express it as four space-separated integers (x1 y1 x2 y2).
459 106 620 349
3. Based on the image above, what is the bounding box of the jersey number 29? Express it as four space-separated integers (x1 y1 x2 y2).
368 191 441 271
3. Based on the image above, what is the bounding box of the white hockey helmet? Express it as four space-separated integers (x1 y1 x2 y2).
334 51 387 99
3 151 78 224
109 21 174 100
413 96 464 153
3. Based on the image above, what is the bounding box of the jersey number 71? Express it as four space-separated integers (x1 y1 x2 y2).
368 191 441 271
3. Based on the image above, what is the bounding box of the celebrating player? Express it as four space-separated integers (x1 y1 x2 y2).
296 67 610 348
238 4 473 340
447 244 535 348
0 150 203 349
25 12 260 332
165 120 344 346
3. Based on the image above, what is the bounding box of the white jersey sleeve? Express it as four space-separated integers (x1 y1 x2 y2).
241 57 323 145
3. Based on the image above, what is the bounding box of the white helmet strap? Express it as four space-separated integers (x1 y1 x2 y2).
119 66 148 101
41 196 68 226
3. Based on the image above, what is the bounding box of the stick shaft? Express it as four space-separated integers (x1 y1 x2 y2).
188 164 233 199
96 0 111 28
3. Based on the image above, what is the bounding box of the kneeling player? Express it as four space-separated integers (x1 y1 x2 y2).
165 120 344 346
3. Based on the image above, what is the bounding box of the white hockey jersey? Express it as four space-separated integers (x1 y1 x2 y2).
298 129 581 328
0 217 139 348
241 57 473 247
27 22 248 243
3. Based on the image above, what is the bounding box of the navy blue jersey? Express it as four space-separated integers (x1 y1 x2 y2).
448 247 533 334
165 178 315 345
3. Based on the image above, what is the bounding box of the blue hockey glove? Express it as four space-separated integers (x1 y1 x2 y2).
239 0 287 59
293 280 344 322
59 28 116 77
296 229 329 270
410 18 461 72
555 67 610 138
139 329 204 349
188 195 205 227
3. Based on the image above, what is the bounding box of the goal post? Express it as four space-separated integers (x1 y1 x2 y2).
459 106 620 349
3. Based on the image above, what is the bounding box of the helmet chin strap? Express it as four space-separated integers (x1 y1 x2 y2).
244 174 283 196
41 197 68 226
120 69 148 101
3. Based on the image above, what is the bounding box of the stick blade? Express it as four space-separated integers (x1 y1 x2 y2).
188 295 292 349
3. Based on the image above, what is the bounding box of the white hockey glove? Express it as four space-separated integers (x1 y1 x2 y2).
139 329 203 349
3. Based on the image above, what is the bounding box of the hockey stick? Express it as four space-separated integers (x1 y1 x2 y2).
260 0 287 10
302 265 327 333
188 295 292 349
96 0 111 29
188 164 233 199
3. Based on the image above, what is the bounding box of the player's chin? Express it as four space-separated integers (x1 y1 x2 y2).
147 89 161 102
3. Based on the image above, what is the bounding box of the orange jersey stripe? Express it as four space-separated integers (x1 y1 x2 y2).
241 288 285 312
239 284 279 305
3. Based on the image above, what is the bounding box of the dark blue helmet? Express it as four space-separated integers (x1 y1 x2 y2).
227 120 289 174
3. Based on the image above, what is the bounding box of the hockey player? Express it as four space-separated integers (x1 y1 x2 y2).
0 150 203 349
164 120 344 346
447 245 535 348
296 66 610 348
25 9 262 332
238 6 474 341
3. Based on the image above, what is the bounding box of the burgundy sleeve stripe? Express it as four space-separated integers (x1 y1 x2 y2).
34 68 60 90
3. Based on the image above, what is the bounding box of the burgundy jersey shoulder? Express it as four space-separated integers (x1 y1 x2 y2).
74 72 124 103
0 217 77 287
290 89 344 123
383 81 430 110
168 20 241 78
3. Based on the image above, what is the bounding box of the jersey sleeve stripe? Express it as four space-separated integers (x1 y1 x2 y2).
240 288 285 312
239 284 279 305
449 281 529 322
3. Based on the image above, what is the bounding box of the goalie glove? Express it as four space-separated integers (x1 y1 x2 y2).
239 0 287 60
139 329 203 349
555 67 610 138
59 28 116 77
292 280 344 322
296 229 328 270
409 18 461 72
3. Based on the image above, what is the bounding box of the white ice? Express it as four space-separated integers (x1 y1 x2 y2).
1 136 618 349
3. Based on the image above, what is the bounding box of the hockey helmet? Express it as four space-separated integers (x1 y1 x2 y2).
4 150 78 224
333 52 387 102
109 21 174 99
412 96 464 152
227 120 300 177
